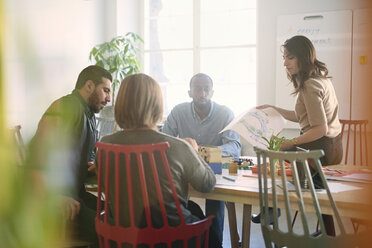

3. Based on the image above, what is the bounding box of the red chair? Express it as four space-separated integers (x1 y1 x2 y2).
339 119 369 165
95 142 214 248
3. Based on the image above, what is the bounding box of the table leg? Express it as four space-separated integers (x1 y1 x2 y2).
226 202 240 248
241 204 252 248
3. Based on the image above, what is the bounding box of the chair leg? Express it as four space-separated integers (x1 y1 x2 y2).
322 214 335 236
352 219 360 233
226 202 240 248
262 231 273 248
291 211 298 228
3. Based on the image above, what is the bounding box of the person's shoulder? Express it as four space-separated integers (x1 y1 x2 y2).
303 77 326 93
305 77 327 87
44 92 85 124
53 92 82 109
213 102 234 115
157 131 194 149
168 102 192 117
172 102 191 111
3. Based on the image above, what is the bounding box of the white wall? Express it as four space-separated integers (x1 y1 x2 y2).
257 0 372 139
116 0 141 36
4 0 107 141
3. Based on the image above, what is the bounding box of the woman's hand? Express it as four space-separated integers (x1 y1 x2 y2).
59 196 81 220
280 140 295 151
256 104 273 110
87 161 97 174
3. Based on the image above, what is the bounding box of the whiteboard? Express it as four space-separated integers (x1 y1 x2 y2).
275 10 352 129
351 9 372 125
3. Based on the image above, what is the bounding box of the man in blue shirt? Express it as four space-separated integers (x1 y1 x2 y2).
162 73 241 247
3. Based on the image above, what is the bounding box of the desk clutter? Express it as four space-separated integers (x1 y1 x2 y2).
249 161 292 176
198 146 222 174
222 157 255 175
324 167 372 183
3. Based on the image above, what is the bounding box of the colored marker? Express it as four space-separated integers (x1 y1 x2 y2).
222 176 236 182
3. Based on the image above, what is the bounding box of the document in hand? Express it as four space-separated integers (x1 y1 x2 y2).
220 107 286 149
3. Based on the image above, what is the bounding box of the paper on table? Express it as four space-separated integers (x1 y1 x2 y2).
277 181 362 193
319 182 362 194
342 173 372 181
216 174 272 188
220 107 286 149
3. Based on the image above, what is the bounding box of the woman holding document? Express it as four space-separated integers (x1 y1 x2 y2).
258 35 342 167
254 35 343 235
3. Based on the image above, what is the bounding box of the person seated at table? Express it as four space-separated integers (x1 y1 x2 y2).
162 73 241 247
255 35 343 235
28 65 112 247
100 73 219 247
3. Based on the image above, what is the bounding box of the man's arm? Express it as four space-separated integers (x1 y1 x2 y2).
220 130 241 157
218 108 241 157
28 97 83 196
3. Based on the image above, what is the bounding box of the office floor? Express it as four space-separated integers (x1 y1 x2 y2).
190 197 356 248
190 198 265 247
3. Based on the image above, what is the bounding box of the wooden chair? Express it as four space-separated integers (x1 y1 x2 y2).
339 119 369 165
95 142 214 248
254 147 367 248
10 125 26 166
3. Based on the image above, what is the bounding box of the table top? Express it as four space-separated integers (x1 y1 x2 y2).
190 165 372 220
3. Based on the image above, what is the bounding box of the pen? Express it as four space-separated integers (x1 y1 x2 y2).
296 146 309 152
326 168 343 174
222 176 236 182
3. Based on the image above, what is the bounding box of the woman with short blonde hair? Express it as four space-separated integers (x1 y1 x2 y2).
115 73 163 129
101 73 218 248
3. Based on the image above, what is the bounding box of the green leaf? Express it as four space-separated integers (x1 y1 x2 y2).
87 32 143 101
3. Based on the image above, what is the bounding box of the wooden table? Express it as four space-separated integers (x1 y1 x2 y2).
189 165 372 248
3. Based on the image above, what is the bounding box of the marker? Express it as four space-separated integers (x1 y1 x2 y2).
222 176 236 182
296 146 309 152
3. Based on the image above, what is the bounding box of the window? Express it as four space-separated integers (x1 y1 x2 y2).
143 0 256 116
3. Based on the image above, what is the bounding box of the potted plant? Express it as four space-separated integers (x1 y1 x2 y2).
262 132 293 175
262 132 287 152
89 32 143 106
252 132 292 174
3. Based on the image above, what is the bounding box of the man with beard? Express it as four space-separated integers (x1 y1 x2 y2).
28 65 112 247
162 73 241 247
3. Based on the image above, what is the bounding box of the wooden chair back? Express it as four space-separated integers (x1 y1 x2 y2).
339 119 369 165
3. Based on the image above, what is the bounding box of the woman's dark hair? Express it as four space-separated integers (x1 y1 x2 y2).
75 65 112 89
282 35 329 95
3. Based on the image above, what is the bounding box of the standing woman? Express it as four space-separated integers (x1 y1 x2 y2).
257 35 343 235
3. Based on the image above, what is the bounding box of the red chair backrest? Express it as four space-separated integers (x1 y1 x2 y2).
339 119 369 165
95 141 213 248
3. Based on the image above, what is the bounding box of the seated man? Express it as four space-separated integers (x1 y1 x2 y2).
28 65 112 247
162 73 241 247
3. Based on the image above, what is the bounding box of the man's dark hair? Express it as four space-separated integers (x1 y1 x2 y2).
75 65 112 89
189 73 213 88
